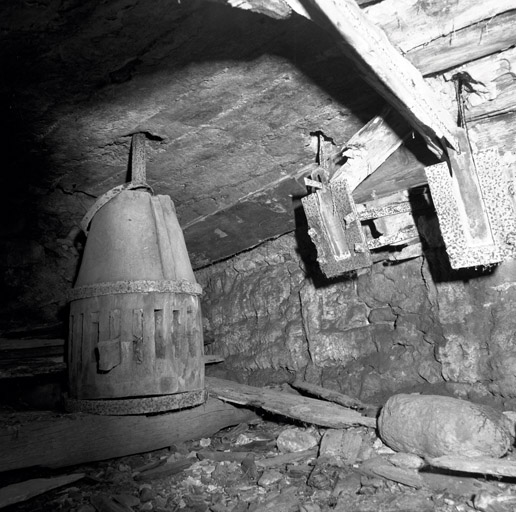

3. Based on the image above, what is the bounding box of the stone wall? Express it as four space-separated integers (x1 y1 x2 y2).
196 232 516 407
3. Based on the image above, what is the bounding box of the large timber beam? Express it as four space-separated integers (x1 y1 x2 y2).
216 1 516 76
301 0 459 156
215 0 516 157
330 107 410 188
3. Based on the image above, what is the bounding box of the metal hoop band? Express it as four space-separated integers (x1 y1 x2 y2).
69 279 202 301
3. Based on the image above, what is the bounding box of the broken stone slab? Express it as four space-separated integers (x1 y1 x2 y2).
474 491 516 512
299 504 322 512
241 455 258 481
90 494 134 512
359 457 427 489
255 448 318 469
257 469 284 487
133 457 195 482
319 429 363 464
331 471 362 497
111 494 140 508
252 486 299 512
276 427 319 453
388 452 425 470
427 455 516 478
197 450 253 463
378 394 514 458
307 461 340 490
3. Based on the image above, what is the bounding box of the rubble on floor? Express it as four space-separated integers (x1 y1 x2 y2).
4 415 516 512
3 378 516 511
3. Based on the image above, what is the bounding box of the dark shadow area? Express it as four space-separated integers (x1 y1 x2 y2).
0 374 66 412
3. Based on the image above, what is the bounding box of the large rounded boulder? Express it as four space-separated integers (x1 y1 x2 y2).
378 394 514 458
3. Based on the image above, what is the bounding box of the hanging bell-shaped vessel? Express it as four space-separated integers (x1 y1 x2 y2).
66 134 205 414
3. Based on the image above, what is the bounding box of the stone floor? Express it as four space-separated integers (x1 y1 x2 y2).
4 415 516 512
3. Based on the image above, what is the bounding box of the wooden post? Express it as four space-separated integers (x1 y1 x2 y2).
331 108 410 189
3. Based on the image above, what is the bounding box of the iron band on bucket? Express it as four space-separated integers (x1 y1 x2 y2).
69 279 203 301
65 389 208 415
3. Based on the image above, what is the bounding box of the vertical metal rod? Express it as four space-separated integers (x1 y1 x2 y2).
131 133 146 186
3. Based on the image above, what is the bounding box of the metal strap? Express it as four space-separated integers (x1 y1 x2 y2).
69 279 202 301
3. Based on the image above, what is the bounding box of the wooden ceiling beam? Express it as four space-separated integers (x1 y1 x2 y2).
216 0 516 155
292 0 459 156
217 1 516 77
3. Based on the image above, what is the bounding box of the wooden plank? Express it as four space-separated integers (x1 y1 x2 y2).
427 456 516 478
367 226 419 250
206 377 377 428
290 379 378 414
469 110 516 155
184 171 308 268
363 0 516 55
409 11 516 76
0 398 257 472
353 107 516 207
0 357 65 379
306 0 458 155
356 187 432 221
353 137 436 204
0 338 64 352
0 474 85 509
331 108 410 189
